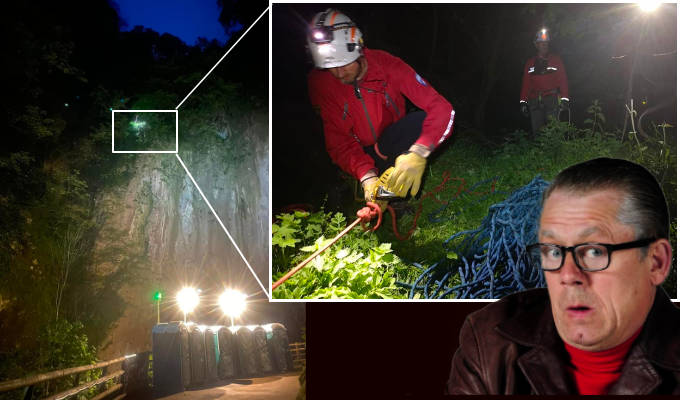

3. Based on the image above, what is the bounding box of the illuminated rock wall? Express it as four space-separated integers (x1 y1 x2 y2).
95 110 268 359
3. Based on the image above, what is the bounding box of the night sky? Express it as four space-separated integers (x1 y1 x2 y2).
113 0 233 45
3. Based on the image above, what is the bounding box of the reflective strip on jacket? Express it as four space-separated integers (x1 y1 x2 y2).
520 53 569 102
308 48 454 180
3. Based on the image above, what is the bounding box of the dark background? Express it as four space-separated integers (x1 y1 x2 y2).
306 302 489 398
272 3 677 212
306 300 680 398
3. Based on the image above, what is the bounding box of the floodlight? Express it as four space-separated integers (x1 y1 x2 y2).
176 287 200 320
219 289 247 327
638 1 661 12
219 289 247 317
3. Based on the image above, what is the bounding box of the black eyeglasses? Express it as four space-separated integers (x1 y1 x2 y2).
526 238 656 272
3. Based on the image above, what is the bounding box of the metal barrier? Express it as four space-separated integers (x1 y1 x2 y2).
289 342 306 370
0 352 150 400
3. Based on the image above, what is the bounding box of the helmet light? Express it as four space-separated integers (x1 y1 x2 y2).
310 26 333 44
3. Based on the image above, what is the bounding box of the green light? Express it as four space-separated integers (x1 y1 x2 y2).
130 115 147 131
154 291 163 301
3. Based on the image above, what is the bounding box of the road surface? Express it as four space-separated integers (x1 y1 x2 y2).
157 372 301 400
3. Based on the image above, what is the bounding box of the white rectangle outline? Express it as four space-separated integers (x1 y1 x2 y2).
111 110 179 154
268 7 273 299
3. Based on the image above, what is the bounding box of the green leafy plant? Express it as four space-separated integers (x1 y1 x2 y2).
34 319 100 399
272 210 415 299
584 99 606 134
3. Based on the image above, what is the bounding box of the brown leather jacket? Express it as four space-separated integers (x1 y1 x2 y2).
447 288 680 395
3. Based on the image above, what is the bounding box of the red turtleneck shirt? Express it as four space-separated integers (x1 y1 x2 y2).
564 328 642 395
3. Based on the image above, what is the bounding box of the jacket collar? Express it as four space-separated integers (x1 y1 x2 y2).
608 288 680 394
495 289 575 394
495 287 680 394
358 49 386 85
636 287 680 370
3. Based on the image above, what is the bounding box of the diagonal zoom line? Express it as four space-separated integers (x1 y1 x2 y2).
175 7 269 110
175 154 269 298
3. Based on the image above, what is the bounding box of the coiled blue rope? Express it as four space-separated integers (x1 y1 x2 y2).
397 175 550 299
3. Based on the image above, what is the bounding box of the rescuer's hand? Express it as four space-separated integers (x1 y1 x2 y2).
388 152 427 198
361 176 379 202
520 101 529 117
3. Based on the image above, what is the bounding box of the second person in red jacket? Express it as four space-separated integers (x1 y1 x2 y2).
519 28 570 138
307 8 455 202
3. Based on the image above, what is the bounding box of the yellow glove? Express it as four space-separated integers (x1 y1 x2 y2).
361 176 379 202
387 152 427 197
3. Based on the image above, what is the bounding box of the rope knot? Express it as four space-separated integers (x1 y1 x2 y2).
357 202 382 231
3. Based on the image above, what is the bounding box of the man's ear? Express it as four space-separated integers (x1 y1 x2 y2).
648 238 672 286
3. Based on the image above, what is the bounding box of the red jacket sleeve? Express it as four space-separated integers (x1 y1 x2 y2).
553 55 569 99
308 71 376 180
381 53 455 153
519 58 532 102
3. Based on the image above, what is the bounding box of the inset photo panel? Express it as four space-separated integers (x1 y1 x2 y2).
272 2 677 302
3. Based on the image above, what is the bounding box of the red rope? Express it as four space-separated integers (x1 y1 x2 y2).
374 143 388 160
383 171 498 241
357 201 382 231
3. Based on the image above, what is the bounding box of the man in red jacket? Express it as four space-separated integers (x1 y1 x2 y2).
520 28 570 138
307 9 455 202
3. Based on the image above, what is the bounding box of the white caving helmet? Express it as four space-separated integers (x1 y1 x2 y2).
307 8 363 69
535 27 550 43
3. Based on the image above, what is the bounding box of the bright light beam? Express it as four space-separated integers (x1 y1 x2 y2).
176 287 199 322
219 289 247 327
174 154 268 297
638 1 661 12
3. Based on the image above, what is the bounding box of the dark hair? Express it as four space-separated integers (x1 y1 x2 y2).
543 158 669 240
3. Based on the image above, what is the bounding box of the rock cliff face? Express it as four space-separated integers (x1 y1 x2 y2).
95 111 268 359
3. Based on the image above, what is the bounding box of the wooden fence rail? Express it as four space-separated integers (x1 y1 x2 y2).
289 342 306 370
0 352 150 400
1 342 304 399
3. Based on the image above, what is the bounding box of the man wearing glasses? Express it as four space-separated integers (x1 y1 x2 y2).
447 158 678 395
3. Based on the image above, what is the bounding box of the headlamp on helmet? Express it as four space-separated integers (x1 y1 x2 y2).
535 28 550 43
307 9 363 69
310 26 333 44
